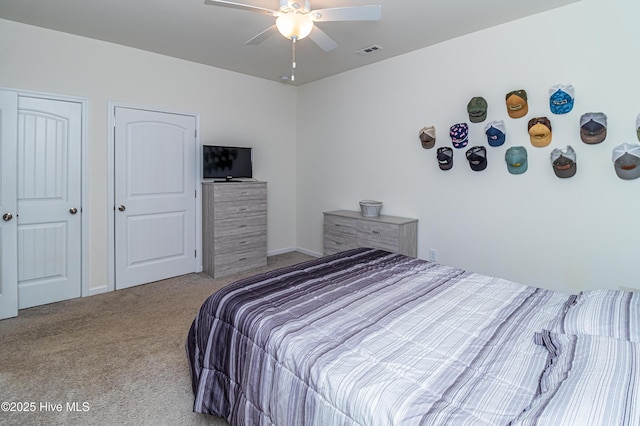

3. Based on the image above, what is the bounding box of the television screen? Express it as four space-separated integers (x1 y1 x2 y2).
203 145 253 180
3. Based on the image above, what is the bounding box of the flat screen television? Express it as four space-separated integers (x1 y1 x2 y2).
202 145 253 181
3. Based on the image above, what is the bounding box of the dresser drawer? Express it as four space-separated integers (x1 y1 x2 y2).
213 183 266 202
214 200 267 218
214 215 266 237
357 220 399 244
323 210 418 258
324 214 357 237
214 247 267 277
356 238 399 253
357 219 400 253
324 232 357 255
214 232 266 253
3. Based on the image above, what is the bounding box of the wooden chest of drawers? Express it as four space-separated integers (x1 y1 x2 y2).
202 182 267 278
323 210 418 257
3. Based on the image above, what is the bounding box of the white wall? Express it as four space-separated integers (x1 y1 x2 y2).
0 19 298 293
296 0 640 294
3 0 639 297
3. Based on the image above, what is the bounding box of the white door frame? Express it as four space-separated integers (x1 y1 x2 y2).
107 102 202 292
0 87 89 300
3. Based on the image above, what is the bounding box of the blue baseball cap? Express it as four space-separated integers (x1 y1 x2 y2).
549 84 575 115
449 123 469 149
484 120 506 147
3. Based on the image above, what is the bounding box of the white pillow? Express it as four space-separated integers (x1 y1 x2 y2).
551 290 639 342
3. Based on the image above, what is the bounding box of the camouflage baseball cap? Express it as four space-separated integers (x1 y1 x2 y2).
467 97 488 123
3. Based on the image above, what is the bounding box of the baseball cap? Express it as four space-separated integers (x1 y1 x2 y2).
467 97 488 123
505 90 528 119
465 146 487 171
612 143 640 180
484 120 506 147
528 117 552 147
580 112 607 144
450 123 469 149
549 84 575 114
419 126 436 149
550 145 577 178
505 146 528 175
437 147 454 170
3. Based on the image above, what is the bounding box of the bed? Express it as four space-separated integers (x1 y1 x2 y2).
186 248 640 425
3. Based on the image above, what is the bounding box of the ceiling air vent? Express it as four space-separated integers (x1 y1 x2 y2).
355 44 383 56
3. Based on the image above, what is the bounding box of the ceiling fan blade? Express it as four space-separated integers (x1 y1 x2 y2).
310 5 381 22
203 0 278 16
308 26 338 52
245 25 277 45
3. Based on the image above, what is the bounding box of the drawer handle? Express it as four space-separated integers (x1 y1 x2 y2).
335 224 341 227
239 224 247 228
239 208 247 211
372 230 380 234
239 257 247 261
239 240 247 244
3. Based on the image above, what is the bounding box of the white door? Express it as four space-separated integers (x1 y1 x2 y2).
17 96 83 309
114 107 197 289
0 91 19 319
0 92 83 318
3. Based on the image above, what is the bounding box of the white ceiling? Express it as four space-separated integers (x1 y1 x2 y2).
0 0 581 86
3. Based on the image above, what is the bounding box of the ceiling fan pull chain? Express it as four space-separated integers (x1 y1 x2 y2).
291 36 297 82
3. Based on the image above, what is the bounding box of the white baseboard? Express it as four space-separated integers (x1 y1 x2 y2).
86 249 320 298
86 285 109 297
268 246 322 258
294 247 322 258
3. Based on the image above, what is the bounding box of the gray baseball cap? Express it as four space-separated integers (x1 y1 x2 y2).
550 146 577 178
580 112 607 144
612 143 640 180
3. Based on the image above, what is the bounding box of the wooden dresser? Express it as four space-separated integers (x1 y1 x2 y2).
323 210 418 257
202 181 267 278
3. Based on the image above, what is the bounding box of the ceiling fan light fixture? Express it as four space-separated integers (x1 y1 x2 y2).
279 0 311 14
276 13 314 40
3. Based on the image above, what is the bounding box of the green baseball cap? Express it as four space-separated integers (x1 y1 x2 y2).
467 97 488 123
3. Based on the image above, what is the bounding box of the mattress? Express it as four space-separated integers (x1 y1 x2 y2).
186 248 640 425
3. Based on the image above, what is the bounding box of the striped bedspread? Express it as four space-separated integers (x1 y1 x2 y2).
186 248 572 425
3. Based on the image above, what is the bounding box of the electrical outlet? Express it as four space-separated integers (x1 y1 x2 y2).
428 249 438 262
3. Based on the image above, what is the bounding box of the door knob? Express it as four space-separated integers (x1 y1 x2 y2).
2 213 13 221
70 207 78 214
118 205 126 212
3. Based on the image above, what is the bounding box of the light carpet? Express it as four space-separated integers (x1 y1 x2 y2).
0 251 314 426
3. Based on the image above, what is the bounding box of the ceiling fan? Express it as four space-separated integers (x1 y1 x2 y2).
204 0 382 81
